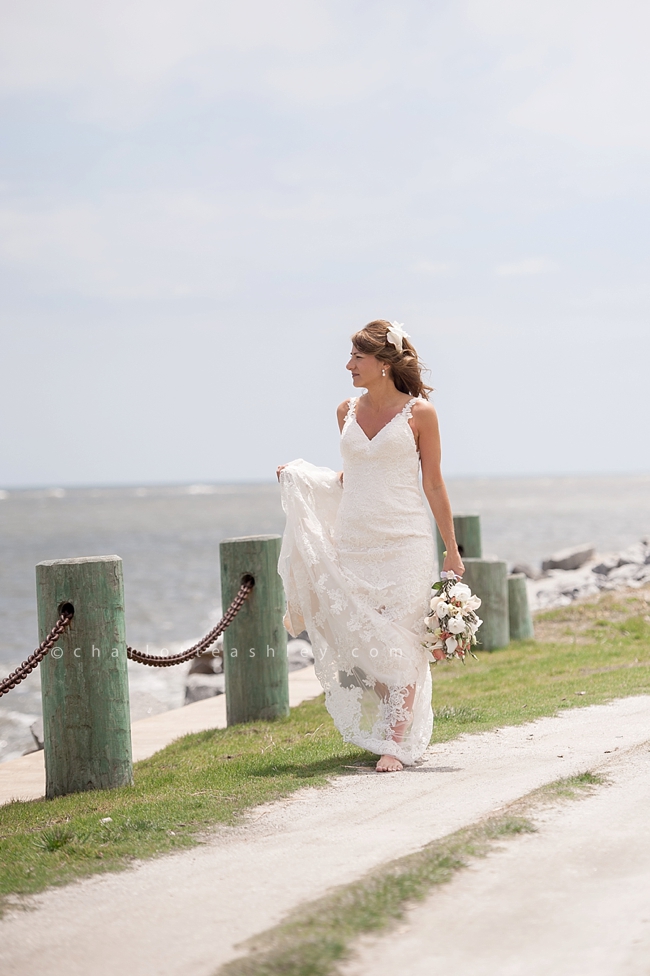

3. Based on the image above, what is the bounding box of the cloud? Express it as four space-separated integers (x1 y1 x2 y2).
0 0 334 91
495 258 558 277
0 194 242 299
467 0 650 151
414 261 455 276
1 1 650 485
0 0 338 126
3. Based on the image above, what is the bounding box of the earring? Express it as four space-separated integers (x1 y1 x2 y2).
381 368 386 376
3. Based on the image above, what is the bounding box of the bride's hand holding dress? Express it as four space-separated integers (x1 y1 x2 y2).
279 463 343 486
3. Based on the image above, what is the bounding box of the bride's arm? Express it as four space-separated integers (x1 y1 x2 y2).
336 399 350 433
412 402 465 577
335 399 350 485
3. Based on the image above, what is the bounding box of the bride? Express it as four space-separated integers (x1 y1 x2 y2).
276 320 464 772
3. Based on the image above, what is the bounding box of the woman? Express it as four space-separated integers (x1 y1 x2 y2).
276 320 464 772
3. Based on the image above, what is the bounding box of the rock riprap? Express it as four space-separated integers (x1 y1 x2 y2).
527 538 650 611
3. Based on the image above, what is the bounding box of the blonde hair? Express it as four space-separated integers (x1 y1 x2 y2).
350 320 433 399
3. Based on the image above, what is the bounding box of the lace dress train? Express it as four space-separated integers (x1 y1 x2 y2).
278 396 436 765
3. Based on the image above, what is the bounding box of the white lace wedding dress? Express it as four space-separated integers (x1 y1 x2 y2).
278 395 437 765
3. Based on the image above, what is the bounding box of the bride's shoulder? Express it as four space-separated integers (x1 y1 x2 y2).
336 397 355 419
336 397 355 432
410 398 438 426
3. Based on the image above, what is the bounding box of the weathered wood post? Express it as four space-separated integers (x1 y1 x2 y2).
36 555 133 799
436 514 482 571
461 557 509 651
508 573 535 641
220 535 289 725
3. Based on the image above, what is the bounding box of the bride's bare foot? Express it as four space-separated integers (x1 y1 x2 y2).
376 754 403 772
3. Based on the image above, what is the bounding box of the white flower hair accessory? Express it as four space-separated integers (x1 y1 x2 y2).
386 321 410 353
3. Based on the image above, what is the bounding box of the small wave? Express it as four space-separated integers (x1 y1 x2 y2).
186 484 218 495
0 709 40 727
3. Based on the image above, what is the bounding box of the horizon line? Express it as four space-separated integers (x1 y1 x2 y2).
2 470 650 493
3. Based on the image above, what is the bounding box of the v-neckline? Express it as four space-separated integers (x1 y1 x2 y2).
351 396 416 443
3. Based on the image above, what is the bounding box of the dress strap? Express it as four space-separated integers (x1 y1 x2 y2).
342 397 359 431
401 396 419 421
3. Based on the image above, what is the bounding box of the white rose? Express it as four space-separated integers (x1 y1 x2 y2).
448 582 471 604
468 617 483 635
447 615 466 635
445 636 458 655
436 601 451 619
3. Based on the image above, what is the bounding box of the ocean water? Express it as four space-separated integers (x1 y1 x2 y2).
1 474 649 762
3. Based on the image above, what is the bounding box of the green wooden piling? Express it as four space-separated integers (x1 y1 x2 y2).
461 557 509 651
220 535 289 725
36 555 133 799
508 573 535 641
436 514 482 571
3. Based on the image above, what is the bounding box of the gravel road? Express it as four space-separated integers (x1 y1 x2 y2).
1 696 649 976
343 742 650 976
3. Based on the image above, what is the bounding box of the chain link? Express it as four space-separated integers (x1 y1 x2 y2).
126 577 254 667
0 577 254 694
0 610 74 697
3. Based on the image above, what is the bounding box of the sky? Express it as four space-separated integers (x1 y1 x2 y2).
1 0 649 487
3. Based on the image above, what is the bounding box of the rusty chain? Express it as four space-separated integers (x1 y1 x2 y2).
0 577 254 693
0 609 74 697
126 577 254 667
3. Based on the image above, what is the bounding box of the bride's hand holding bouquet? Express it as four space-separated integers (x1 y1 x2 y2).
422 571 482 664
442 545 465 579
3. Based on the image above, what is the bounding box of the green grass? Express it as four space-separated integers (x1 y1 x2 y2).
431 590 650 741
1 587 648 910
0 698 366 909
215 772 603 976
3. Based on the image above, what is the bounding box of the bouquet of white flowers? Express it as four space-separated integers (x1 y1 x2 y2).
422 571 483 663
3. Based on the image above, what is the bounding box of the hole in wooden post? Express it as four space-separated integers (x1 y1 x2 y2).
241 573 255 587
58 602 75 618
458 544 465 556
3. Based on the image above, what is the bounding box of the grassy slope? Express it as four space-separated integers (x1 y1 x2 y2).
0 586 648 906
431 587 650 741
0 700 365 904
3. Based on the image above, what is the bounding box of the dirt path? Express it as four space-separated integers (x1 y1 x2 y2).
342 743 650 976
1 696 649 976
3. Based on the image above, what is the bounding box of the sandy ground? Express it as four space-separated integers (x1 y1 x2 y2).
342 743 650 976
1 695 649 976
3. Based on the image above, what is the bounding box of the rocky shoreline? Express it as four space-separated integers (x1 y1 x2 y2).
182 634 315 705
515 538 650 612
